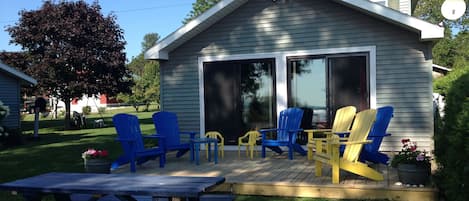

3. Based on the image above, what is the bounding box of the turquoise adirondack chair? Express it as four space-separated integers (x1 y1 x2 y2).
152 111 197 158
359 106 394 164
111 113 165 173
260 107 306 160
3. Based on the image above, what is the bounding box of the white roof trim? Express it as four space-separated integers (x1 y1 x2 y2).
336 0 444 40
145 0 444 60
145 0 248 60
432 64 452 72
0 60 37 85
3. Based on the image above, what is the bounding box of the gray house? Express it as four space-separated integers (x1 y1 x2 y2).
0 60 37 129
145 0 443 151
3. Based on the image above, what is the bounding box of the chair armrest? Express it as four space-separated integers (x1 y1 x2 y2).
259 128 278 133
238 133 250 142
368 133 391 137
310 137 330 142
336 140 372 145
259 128 277 140
287 128 303 133
304 129 332 133
143 134 164 139
115 138 135 142
180 131 197 139
333 131 350 138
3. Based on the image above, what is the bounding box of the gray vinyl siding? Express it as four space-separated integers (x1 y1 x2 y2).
0 73 21 129
159 0 434 151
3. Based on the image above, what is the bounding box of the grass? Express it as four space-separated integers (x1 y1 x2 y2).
0 107 157 201
0 107 389 201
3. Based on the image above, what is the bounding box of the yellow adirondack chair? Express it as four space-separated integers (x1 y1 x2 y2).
237 131 261 159
305 106 357 160
311 109 383 184
205 131 224 159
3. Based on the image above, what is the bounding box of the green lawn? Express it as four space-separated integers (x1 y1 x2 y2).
0 107 388 201
0 107 157 201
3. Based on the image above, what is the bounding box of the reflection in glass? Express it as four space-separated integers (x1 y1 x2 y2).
240 61 274 131
289 58 327 128
203 59 275 145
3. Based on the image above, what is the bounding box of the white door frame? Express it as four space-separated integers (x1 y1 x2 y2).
198 46 376 148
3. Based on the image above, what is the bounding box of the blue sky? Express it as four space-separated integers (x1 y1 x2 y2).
0 0 194 62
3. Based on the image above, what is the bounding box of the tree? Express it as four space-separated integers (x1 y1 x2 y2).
7 1 132 129
414 0 469 31
119 33 160 112
413 0 469 68
183 0 221 24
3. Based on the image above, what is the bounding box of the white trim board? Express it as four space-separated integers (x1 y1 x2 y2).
198 46 377 137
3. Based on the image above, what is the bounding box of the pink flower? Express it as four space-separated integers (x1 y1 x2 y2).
82 148 109 159
416 153 425 161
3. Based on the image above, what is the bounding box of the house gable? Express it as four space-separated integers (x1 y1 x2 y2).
0 60 37 85
145 0 443 60
0 61 37 129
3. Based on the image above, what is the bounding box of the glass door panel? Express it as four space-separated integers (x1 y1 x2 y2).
204 59 275 145
288 58 327 129
287 54 369 131
240 61 275 132
328 55 369 117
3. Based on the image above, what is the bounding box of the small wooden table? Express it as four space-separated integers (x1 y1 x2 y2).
0 172 225 201
190 138 219 165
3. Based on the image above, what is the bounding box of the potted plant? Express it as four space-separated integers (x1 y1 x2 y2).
82 148 110 174
391 139 432 185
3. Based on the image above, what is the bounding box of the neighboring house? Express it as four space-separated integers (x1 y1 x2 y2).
145 0 443 151
0 60 37 129
370 0 419 15
55 94 118 114
432 64 452 78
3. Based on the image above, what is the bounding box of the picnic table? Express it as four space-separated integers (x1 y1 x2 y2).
0 172 225 201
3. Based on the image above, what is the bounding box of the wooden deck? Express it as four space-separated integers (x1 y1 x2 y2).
113 150 437 201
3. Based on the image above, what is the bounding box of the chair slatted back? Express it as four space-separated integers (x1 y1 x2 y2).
113 113 146 153
152 111 181 147
331 106 356 132
342 109 377 162
277 108 304 142
363 106 393 153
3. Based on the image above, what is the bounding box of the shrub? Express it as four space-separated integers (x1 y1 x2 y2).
82 106 91 115
434 66 469 201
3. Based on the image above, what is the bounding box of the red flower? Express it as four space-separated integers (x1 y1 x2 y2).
82 148 109 159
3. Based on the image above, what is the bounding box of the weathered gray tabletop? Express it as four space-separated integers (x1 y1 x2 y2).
0 172 225 201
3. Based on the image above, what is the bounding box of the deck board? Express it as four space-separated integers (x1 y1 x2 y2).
113 150 437 201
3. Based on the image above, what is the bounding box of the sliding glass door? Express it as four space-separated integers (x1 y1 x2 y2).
204 59 276 145
288 54 369 130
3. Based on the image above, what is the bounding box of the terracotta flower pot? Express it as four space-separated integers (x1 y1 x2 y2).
84 159 110 174
397 163 430 185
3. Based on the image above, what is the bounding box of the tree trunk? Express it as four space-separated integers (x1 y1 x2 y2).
64 98 71 130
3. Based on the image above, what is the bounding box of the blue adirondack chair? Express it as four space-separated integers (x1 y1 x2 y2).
359 106 394 164
152 111 197 158
260 107 306 160
111 113 165 173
